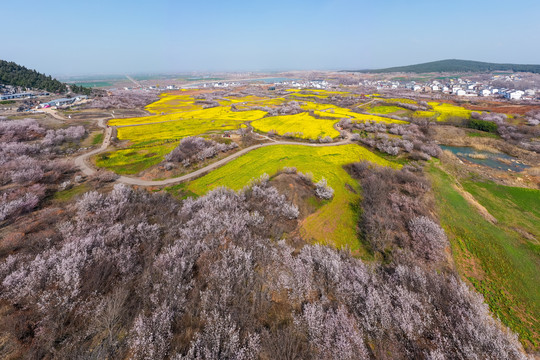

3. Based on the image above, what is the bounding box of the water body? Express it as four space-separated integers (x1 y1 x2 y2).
441 145 530 172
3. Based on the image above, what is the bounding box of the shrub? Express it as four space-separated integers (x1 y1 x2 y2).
165 136 238 164
315 177 334 200
319 136 333 143
469 119 498 133
408 216 448 261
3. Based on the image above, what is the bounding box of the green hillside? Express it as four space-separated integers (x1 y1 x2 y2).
0 59 91 94
347 59 540 74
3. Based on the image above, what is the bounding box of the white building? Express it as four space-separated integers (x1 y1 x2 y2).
480 89 491 97
413 85 422 92
0 92 33 100
508 91 524 100
456 89 466 96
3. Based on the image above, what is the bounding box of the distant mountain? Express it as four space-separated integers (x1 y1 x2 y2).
0 59 91 95
346 59 540 74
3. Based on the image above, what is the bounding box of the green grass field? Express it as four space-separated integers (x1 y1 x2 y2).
187 144 399 252
96 142 176 175
367 105 406 114
52 184 92 202
429 166 540 350
467 131 500 139
91 132 104 145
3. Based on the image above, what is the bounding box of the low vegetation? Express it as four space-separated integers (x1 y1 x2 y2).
0 117 84 224
469 118 498 132
348 161 446 263
164 136 238 166
96 142 176 175
187 144 398 251
429 166 540 349
0 180 527 359
1 84 538 359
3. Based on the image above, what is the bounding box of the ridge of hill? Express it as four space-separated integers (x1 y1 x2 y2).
346 59 540 74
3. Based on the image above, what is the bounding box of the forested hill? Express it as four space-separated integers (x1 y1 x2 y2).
0 59 90 95
347 59 540 74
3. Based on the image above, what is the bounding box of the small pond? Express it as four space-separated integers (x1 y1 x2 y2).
440 145 530 172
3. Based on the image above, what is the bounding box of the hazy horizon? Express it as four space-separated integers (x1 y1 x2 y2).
3 0 540 76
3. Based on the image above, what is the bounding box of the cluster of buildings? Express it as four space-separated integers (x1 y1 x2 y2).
0 91 50 100
38 95 88 108
363 77 538 101
287 79 329 88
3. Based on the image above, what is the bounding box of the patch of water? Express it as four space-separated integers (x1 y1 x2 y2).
440 145 529 172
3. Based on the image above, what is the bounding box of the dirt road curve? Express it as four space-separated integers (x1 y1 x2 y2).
117 138 351 186
74 117 352 187
74 118 113 176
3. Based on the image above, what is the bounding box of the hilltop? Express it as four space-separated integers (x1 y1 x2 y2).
0 59 90 94
347 59 540 74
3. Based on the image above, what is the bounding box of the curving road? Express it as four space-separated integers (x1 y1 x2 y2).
74 116 352 187
74 118 114 176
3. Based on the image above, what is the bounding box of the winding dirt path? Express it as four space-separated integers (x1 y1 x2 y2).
117 138 352 186
74 119 114 176
74 116 353 187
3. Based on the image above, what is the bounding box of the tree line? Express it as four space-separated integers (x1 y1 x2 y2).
0 59 91 95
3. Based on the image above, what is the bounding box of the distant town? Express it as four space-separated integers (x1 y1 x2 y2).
1 71 539 116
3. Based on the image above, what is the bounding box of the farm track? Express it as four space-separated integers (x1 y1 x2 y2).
74 116 353 187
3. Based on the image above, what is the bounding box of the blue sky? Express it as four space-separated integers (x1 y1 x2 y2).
3 0 540 75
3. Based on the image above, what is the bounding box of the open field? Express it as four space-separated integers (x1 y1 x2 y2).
375 97 417 104
116 118 244 143
187 144 399 252
415 102 479 121
437 100 540 116
96 142 176 174
300 102 408 124
251 112 340 139
289 93 330 99
367 105 406 114
110 105 266 126
429 166 540 349
101 91 412 174
286 89 351 95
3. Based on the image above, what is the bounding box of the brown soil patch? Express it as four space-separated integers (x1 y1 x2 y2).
270 173 318 220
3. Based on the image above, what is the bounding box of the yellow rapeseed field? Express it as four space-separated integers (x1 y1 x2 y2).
187 144 399 252
251 112 340 139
